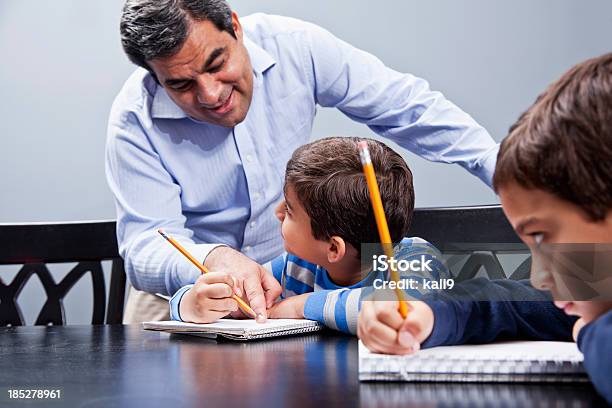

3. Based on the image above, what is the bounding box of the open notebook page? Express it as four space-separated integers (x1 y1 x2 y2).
143 319 323 340
359 340 587 382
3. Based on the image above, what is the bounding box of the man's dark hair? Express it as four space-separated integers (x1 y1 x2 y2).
120 0 236 71
493 52 612 221
285 137 415 256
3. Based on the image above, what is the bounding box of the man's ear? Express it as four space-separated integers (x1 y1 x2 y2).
231 11 243 40
327 236 346 263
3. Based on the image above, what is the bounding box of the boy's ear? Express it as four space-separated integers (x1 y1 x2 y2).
327 236 346 263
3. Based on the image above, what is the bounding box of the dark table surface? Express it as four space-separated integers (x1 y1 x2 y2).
0 325 606 407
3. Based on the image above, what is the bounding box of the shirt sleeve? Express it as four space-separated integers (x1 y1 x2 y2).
303 239 446 335
577 310 612 405
421 278 577 348
300 22 498 186
264 252 363 332
261 252 288 286
304 287 365 335
105 109 226 295
169 284 193 321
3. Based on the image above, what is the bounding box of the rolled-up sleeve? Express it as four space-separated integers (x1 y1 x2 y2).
105 109 223 295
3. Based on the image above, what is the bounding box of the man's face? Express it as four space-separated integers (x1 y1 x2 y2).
499 181 612 321
274 184 329 266
148 12 253 127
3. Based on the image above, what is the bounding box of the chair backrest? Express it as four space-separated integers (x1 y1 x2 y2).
0 207 523 325
407 205 531 282
0 220 126 326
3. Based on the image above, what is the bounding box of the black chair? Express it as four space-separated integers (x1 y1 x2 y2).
0 221 126 326
0 206 523 325
408 205 531 282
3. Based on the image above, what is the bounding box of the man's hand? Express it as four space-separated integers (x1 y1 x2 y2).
179 273 241 323
204 246 282 322
358 300 434 355
267 294 309 319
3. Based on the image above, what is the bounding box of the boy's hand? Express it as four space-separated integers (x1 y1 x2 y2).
267 294 309 319
204 246 282 322
358 300 434 355
572 317 587 342
179 272 242 323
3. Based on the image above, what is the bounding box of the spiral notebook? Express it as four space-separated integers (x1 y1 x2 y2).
359 340 587 382
143 319 323 341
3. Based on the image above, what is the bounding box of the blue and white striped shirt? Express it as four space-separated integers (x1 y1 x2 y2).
106 13 497 297
170 237 450 334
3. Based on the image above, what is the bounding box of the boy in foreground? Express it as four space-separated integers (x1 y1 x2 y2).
494 52 612 403
358 53 612 403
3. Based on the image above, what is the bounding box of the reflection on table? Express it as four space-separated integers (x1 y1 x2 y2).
0 325 605 407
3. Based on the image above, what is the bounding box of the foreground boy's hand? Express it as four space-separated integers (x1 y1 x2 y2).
572 317 587 342
267 294 309 319
179 272 243 323
358 300 434 355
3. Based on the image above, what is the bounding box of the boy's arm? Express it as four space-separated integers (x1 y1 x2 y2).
303 288 364 334
359 278 577 354
267 253 358 329
169 285 193 321
301 240 445 335
266 284 365 335
576 311 612 405
422 278 577 348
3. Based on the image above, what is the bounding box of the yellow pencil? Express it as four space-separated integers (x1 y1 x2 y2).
358 141 409 318
157 229 257 319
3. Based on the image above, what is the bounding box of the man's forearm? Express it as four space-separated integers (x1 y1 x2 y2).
123 229 224 295
301 20 499 186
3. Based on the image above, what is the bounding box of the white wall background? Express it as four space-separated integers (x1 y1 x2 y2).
1 1 611 323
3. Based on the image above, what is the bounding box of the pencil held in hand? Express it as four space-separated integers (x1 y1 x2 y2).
357 141 409 318
157 229 257 319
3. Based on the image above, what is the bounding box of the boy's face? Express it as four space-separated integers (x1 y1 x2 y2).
275 184 329 266
499 181 612 322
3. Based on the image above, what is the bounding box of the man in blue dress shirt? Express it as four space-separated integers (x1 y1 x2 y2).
106 0 499 322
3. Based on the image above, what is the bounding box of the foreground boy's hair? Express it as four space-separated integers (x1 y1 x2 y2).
285 137 414 255
493 52 612 219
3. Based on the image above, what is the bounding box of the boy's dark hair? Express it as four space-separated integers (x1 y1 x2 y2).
285 137 414 256
493 52 612 220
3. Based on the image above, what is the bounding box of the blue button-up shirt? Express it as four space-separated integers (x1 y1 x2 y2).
105 13 499 296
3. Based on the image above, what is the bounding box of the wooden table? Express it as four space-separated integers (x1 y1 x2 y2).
0 325 604 407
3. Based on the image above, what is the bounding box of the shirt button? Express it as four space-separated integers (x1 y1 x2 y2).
245 154 254 163
252 192 261 201
250 221 256 228
244 246 252 252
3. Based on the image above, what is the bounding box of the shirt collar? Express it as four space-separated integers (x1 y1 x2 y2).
151 33 276 120
243 35 276 75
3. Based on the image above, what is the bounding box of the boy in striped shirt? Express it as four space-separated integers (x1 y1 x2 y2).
169 136 448 334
